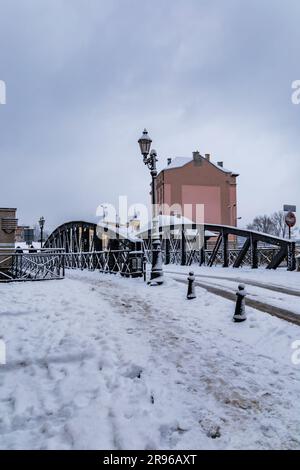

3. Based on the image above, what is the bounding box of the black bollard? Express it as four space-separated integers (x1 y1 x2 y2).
187 271 196 299
233 283 247 322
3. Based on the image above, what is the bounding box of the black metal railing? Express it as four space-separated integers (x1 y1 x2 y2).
64 250 144 278
144 246 283 267
45 220 297 271
204 247 281 267
0 249 65 282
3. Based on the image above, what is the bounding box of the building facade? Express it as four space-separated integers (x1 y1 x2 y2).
0 208 18 251
0 208 18 276
155 152 239 226
15 225 30 243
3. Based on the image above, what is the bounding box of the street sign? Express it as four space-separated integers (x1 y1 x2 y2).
283 204 296 212
285 212 296 228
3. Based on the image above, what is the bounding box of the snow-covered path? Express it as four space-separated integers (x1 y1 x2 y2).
0 271 300 449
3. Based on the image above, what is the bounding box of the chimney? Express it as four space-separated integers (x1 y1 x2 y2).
193 151 200 161
217 161 223 167
167 158 172 166
205 153 210 161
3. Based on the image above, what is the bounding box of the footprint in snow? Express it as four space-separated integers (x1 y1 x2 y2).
122 364 143 379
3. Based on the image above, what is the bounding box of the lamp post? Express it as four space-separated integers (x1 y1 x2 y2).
39 216 45 249
138 129 163 285
116 213 120 243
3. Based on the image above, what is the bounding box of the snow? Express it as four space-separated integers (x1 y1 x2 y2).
164 265 300 316
0 269 300 450
162 156 237 175
15 242 40 251
202 223 290 243
96 222 141 242
165 264 300 292
163 157 191 170
137 215 215 238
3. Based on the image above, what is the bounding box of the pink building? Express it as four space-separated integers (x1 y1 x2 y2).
156 152 239 226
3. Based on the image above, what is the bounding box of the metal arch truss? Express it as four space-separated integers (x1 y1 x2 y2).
143 223 296 271
44 221 297 271
203 224 296 271
44 221 145 278
44 221 99 253
44 221 136 253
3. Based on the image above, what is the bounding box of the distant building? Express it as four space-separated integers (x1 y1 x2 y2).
155 151 239 226
128 211 141 232
15 225 30 243
0 208 17 248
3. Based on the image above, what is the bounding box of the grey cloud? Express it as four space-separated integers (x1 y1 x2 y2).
0 0 299 233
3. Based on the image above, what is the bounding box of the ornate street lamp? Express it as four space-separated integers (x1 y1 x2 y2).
138 129 163 285
138 128 152 160
39 216 45 248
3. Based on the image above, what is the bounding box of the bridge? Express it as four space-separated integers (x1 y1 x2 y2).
203 224 296 270
44 220 297 272
44 221 144 278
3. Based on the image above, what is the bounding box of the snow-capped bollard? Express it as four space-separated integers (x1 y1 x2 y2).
187 271 196 299
233 283 247 322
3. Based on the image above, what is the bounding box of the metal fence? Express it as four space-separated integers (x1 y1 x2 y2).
64 250 144 278
144 246 283 267
204 247 282 267
0 249 145 282
0 249 65 282
1 243 294 283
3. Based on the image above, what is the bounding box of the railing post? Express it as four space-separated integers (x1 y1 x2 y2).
19 254 22 279
287 242 296 271
62 252 65 278
181 223 186 266
165 237 170 265
250 235 258 269
143 253 147 282
222 230 229 267
200 247 205 266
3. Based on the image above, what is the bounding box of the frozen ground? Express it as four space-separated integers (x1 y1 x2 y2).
0 269 300 450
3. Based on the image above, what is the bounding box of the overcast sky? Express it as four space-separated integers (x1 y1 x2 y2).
0 0 300 233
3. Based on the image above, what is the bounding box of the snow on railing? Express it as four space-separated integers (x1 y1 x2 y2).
0 250 65 282
63 250 144 278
